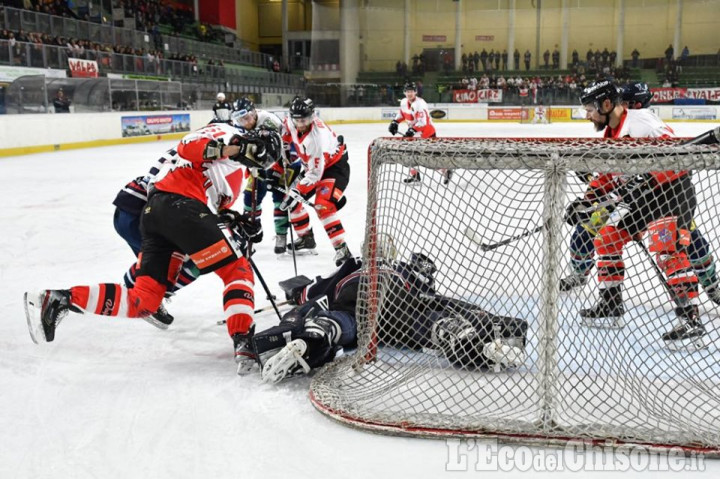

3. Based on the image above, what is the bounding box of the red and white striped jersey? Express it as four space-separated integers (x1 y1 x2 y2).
153 122 247 212
395 96 436 138
281 116 346 195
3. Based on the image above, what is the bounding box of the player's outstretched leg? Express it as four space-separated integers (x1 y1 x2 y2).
24 290 77 343
662 304 707 351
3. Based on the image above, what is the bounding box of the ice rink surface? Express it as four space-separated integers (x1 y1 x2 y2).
1 121 719 478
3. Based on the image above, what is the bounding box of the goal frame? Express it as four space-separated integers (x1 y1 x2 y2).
310 137 720 457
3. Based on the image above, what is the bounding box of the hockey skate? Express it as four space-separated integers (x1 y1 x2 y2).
579 287 625 329
233 324 258 375
274 234 287 256
287 230 318 256
559 273 588 292
403 172 421 184
662 305 707 352
24 289 76 343
333 243 352 266
143 302 174 330
704 283 720 306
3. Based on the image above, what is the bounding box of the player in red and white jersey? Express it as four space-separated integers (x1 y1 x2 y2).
571 80 705 350
388 82 451 184
279 96 352 266
24 122 282 373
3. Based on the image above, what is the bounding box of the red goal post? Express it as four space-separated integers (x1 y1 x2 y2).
310 137 720 456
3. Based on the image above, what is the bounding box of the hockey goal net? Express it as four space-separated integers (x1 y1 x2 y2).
310 137 720 455
520 105 552 124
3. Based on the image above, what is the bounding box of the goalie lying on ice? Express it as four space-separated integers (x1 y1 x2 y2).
253 255 529 383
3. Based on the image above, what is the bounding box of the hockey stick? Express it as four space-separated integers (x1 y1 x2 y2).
248 255 283 321
464 222 546 252
216 300 291 325
270 185 320 210
281 158 299 277
680 126 720 146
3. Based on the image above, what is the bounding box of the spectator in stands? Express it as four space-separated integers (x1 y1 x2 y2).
665 44 674 62
681 45 690 65
631 48 640 68
543 49 550 69
586 48 593 63
501 50 508 70
552 47 559 69
513 49 520 70
53 88 70 113
480 49 488 71
572 49 579 66
524 50 531 71
494 50 500 70
609 50 617 66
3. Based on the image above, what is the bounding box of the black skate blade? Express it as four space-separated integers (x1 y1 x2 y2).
663 334 708 352
141 315 170 330
24 292 42 344
581 316 625 329
285 249 318 256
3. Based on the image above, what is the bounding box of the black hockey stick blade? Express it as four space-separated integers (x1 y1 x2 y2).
464 224 545 251
680 126 720 146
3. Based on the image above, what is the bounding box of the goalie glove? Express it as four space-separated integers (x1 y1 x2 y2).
564 198 595 226
404 127 416 138
388 120 399 135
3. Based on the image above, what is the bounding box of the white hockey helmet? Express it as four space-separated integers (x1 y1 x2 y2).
216 92 226 102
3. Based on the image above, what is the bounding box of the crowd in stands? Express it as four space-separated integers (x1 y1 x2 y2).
8 0 223 46
0 27 226 77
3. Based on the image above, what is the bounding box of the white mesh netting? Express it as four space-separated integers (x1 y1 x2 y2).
310 137 720 454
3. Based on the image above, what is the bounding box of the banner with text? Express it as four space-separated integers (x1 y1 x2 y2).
651 87 720 103
453 89 503 103
488 107 522 121
121 114 190 137
68 58 98 78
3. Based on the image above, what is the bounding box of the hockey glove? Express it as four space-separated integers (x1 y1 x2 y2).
564 198 595 226
279 188 302 212
388 120 399 135
203 138 225 160
258 167 283 189
617 173 656 206
404 127 416 138
217 210 263 243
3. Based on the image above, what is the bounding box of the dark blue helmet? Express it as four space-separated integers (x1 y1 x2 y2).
233 97 255 116
621 82 652 109
403 81 417 92
580 80 621 113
